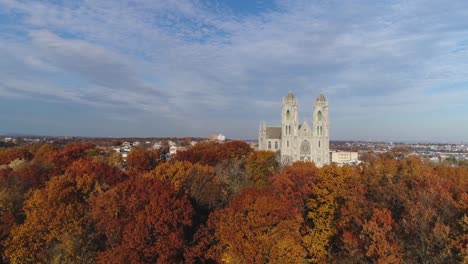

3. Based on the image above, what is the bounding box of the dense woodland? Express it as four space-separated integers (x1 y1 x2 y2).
0 141 466 263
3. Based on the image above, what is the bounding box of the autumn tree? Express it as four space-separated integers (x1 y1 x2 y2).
5 172 104 263
0 168 23 264
108 152 124 168
146 161 229 211
66 158 127 187
90 177 194 263
215 157 249 194
125 147 159 175
0 147 33 166
207 188 306 263
245 150 279 188
361 208 403 263
270 161 318 212
303 164 355 263
175 141 252 166
334 157 466 263
52 143 96 174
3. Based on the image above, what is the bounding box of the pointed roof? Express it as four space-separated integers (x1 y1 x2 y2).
298 121 310 133
286 91 295 100
316 93 327 102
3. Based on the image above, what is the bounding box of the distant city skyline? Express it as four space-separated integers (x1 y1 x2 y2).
1 0 467 142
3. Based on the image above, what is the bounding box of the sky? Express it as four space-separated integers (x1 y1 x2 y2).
0 0 467 142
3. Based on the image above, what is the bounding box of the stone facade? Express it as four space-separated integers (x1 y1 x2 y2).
258 92 330 167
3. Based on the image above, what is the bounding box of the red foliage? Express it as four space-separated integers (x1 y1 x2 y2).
270 161 318 211
52 143 96 174
12 162 53 189
66 159 127 187
175 141 252 166
125 148 159 175
0 212 15 263
91 177 194 263
0 148 33 165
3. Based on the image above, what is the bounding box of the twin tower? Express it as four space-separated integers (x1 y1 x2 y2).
258 92 330 167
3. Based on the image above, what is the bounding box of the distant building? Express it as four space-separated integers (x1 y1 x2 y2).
152 142 162 150
330 151 359 165
169 146 187 156
208 133 226 141
258 92 330 167
169 146 178 156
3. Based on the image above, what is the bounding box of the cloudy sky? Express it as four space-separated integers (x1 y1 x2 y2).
0 0 467 142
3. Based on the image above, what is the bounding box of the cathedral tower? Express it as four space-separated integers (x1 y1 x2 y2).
258 92 330 167
312 94 330 166
280 91 298 163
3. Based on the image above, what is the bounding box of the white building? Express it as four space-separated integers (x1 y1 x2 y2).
258 92 330 167
208 133 226 141
169 146 187 156
152 142 162 150
330 151 359 165
169 146 178 156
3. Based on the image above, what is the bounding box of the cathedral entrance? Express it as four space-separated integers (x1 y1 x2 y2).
300 140 311 161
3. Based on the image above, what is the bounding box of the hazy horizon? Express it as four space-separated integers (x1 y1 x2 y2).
1 0 467 142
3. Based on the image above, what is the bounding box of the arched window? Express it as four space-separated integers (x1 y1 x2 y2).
319 140 321 148
287 140 289 147
320 126 323 136
318 110 322 121
286 110 291 120
275 141 278 149
317 126 319 136
268 141 271 149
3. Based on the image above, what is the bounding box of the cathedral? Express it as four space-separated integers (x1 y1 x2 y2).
258 92 330 167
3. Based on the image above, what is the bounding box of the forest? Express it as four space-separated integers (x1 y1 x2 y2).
0 141 466 263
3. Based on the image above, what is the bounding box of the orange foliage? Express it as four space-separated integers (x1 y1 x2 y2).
66 159 127 187
125 148 159 175
0 141 466 263
270 161 318 211
5 172 103 263
146 161 228 210
175 140 252 166
361 208 403 263
0 148 33 165
208 188 306 263
90 177 194 263
52 143 96 174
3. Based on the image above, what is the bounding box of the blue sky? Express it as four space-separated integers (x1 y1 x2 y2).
0 0 467 142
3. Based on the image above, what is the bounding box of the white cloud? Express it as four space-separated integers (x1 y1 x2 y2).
0 0 467 140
